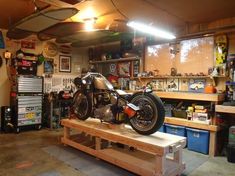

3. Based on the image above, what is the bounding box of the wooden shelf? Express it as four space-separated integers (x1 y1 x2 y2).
89 57 139 64
164 117 220 132
154 91 225 102
131 75 227 79
215 105 235 114
125 90 225 102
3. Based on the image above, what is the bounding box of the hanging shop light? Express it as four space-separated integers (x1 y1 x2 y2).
127 21 176 40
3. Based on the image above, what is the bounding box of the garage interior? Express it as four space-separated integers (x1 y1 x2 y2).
0 0 235 176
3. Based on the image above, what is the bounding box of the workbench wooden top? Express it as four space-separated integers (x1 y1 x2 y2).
61 118 186 155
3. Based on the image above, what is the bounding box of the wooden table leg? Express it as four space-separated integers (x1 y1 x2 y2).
155 155 166 176
174 149 182 164
64 126 70 139
209 131 217 156
96 137 101 150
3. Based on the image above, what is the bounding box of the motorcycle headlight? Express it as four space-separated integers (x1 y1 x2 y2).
82 79 87 84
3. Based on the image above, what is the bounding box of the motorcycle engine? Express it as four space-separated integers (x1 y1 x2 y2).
94 104 114 122
93 92 126 122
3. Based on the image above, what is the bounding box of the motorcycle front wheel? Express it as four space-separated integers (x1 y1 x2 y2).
71 91 92 120
129 93 165 135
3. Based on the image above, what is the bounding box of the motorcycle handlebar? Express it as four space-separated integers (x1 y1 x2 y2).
82 72 103 79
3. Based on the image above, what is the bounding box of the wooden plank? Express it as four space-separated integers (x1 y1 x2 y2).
61 137 97 156
89 57 139 64
154 91 225 102
209 131 217 157
132 76 226 79
97 148 154 176
64 126 70 139
61 119 186 155
125 91 225 102
96 148 184 176
155 155 166 175
164 117 219 132
215 105 235 114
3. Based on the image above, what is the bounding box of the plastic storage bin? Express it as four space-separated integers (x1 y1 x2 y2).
158 124 165 132
229 126 235 145
227 144 235 163
186 128 209 154
165 124 186 137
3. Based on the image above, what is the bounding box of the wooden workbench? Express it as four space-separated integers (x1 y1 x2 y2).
215 105 235 114
61 119 186 176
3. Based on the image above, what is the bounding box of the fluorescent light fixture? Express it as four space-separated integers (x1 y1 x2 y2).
127 21 176 40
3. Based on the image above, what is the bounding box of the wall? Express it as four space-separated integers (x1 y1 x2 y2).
141 32 235 92
0 29 89 107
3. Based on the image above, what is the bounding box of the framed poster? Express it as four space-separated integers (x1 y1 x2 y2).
59 55 71 72
188 79 206 93
166 79 179 91
179 79 189 92
118 62 130 77
44 59 54 74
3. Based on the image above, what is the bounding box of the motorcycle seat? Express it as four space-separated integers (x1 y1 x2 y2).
116 89 133 100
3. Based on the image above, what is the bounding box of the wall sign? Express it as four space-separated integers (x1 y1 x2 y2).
59 55 71 72
21 40 35 49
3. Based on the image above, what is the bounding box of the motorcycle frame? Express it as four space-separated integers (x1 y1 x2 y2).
75 72 153 122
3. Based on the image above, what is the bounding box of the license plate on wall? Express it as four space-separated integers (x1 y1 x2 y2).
25 113 35 119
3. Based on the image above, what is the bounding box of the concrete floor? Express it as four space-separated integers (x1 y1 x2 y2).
0 129 234 176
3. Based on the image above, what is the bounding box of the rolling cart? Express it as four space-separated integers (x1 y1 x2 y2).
11 75 43 133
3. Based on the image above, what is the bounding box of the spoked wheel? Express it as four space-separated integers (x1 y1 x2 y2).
71 91 92 120
129 93 165 135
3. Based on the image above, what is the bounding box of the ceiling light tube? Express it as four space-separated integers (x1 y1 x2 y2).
127 21 176 40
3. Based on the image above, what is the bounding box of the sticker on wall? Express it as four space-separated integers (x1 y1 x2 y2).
118 62 130 77
44 59 54 74
179 79 189 92
152 79 166 91
188 79 206 93
109 63 117 75
0 31 5 49
215 35 227 66
166 79 179 91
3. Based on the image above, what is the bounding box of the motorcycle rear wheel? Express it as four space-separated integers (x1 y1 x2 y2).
129 93 165 135
71 91 92 120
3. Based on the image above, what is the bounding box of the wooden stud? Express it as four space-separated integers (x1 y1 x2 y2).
96 137 101 150
209 131 217 157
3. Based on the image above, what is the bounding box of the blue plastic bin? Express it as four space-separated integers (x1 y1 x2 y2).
165 124 186 137
186 128 210 154
158 124 165 132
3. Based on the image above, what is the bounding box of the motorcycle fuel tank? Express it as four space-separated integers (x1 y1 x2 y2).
94 76 114 90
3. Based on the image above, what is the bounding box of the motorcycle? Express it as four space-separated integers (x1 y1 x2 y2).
71 72 165 135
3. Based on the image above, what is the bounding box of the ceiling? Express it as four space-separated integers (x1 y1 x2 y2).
1 0 235 44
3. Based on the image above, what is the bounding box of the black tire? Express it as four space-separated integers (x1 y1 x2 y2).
71 91 92 120
129 93 165 135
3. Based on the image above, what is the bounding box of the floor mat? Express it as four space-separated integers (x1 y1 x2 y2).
43 145 135 176
43 145 209 176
